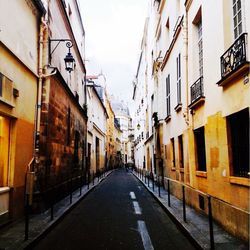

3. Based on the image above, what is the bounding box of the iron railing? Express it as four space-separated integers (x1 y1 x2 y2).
221 33 247 79
190 76 204 104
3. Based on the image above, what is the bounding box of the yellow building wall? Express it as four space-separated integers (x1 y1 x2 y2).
0 44 37 218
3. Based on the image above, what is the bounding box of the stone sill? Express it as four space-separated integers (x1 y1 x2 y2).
171 167 176 171
229 176 250 187
174 103 182 112
196 171 207 178
217 62 249 87
188 97 205 110
0 98 15 108
0 187 10 195
165 115 171 123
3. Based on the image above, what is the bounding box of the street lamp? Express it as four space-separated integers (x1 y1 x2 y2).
64 42 75 73
49 39 75 73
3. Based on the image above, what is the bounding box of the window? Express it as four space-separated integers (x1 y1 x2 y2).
197 20 203 77
166 75 171 117
87 143 91 170
233 0 243 39
171 138 175 168
199 195 205 210
176 53 181 104
0 73 3 97
95 137 100 170
178 135 184 169
0 115 10 187
194 126 206 171
0 73 13 103
227 108 249 177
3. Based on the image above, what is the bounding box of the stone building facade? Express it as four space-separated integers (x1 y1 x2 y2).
0 0 46 223
36 0 87 207
133 0 249 241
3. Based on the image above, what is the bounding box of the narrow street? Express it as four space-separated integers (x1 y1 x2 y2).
33 169 196 250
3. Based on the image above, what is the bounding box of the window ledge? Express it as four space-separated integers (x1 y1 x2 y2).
229 176 250 187
0 98 15 108
171 167 176 171
217 62 249 87
174 103 182 112
0 187 10 194
196 171 207 178
188 96 205 110
165 115 171 123
180 168 184 173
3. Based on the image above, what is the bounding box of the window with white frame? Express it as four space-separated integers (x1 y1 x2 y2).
233 0 243 39
197 20 203 77
176 53 181 104
166 75 171 117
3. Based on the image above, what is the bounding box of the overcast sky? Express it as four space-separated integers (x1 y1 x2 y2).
79 0 148 107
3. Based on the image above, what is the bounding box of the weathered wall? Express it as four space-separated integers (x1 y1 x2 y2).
39 75 87 186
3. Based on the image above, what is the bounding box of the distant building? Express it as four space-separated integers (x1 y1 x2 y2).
112 99 134 165
86 77 108 174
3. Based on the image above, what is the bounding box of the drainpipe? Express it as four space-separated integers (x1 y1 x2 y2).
34 17 47 170
184 8 190 127
35 17 57 167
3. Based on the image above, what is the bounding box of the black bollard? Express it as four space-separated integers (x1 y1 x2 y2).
167 179 171 207
208 196 215 249
158 176 161 197
182 186 186 222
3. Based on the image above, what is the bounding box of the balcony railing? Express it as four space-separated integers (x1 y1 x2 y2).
190 76 204 104
221 33 247 79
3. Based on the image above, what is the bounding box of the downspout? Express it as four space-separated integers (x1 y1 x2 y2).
184 8 190 127
34 16 47 170
35 17 57 169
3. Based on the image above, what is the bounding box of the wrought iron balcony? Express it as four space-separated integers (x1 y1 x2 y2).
189 76 204 108
220 33 248 79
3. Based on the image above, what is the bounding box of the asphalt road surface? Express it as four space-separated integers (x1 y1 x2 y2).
33 169 196 250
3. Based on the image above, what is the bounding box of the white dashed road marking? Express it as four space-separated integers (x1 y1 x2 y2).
137 220 154 250
133 201 142 215
130 191 136 200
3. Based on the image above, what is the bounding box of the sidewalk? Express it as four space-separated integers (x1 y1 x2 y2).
0 170 114 250
133 171 248 250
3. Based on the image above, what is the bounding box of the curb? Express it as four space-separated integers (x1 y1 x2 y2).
132 172 203 250
24 170 114 250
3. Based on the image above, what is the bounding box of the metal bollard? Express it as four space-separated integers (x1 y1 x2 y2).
51 202 54 221
24 197 29 240
158 176 161 197
148 174 150 187
167 179 171 207
70 177 73 204
51 187 54 221
182 186 186 222
87 172 90 189
80 173 82 196
152 174 154 191
208 196 215 249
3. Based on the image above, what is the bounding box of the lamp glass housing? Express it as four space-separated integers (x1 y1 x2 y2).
64 52 75 73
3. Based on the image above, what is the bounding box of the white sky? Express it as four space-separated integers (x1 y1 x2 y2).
79 0 148 107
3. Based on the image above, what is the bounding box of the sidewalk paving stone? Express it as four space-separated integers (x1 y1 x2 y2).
133 171 248 250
